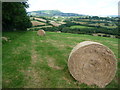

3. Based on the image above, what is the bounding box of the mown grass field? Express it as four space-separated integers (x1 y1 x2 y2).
2 31 119 88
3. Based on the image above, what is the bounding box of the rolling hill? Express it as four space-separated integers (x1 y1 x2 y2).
27 10 85 17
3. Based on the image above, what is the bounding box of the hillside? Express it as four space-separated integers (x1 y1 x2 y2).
28 15 118 38
28 10 84 17
2 31 119 88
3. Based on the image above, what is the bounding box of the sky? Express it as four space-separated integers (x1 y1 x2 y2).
27 0 119 16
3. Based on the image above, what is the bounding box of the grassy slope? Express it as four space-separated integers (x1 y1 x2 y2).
2 31 119 88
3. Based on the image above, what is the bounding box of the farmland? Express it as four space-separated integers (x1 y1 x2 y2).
70 25 94 29
2 31 119 88
28 15 119 39
2 15 119 88
31 21 46 26
2 2 119 89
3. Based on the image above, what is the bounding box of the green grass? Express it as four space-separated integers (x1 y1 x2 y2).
70 25 94 29
2 31 119 88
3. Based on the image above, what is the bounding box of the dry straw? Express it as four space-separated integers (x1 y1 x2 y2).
37 29 46 36
68 41 117 88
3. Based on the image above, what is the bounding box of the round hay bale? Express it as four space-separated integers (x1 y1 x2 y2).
68 41 117 88
2 37 8 41
37 29 46 36
56 31 61 33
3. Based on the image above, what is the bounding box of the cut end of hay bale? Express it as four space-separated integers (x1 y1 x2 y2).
37 29 46 36
68 41 117 88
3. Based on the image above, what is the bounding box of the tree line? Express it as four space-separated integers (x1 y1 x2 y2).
2 1 32 31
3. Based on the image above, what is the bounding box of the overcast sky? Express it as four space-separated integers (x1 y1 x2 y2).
27 0 119 16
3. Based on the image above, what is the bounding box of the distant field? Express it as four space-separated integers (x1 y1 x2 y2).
2 31 119 88
72 21 88 24
31 21 46 26
70 25 94 29
34 18 47 22
49 21 61 26
103 26 117 29
89 23 117 29
29 25 53 29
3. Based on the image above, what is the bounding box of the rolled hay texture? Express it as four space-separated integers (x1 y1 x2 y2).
68 41 117 88
37 30 46 36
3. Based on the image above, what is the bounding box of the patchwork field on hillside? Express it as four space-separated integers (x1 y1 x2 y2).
31 21 46 26
2 31 119 88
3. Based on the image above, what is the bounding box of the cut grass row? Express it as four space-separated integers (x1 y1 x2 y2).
2 31 119 88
